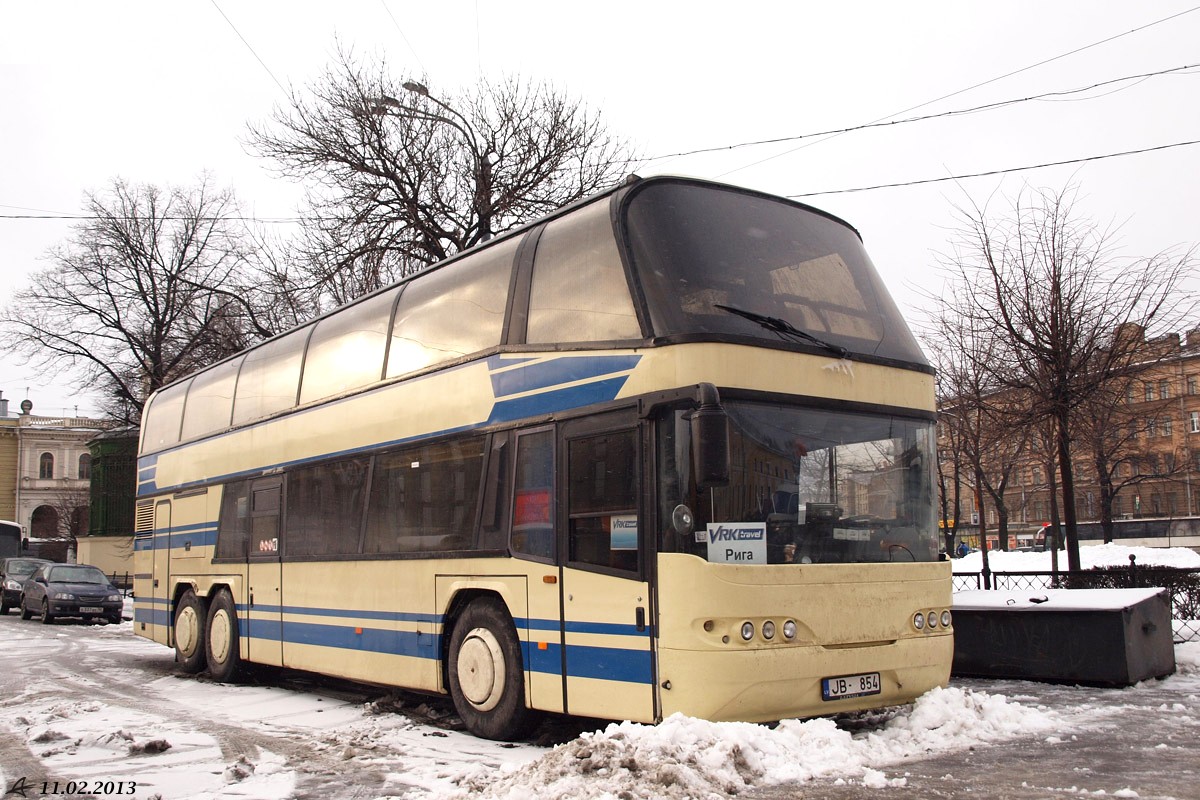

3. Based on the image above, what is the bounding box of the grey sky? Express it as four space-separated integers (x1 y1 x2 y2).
3 1 1198 416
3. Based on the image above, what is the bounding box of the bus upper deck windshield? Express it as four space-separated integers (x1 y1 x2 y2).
623 180 927 366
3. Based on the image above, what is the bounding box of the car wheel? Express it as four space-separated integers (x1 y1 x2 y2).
106 613 122 624
447 597 540 741
40 598 54 625
174 589 208 674
19 596 32 620
205 589 242 682
0 601 10 615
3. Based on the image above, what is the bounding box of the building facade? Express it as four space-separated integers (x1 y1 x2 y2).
940 327 1200 545
4 397 109 557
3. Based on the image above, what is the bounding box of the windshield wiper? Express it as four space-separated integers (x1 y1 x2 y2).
715 304 850 359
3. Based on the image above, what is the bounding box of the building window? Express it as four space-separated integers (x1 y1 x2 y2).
1146 419 1158 438
38 452 54 479
1162 418 1173 437
1190 410 1200 433
1188 375 1198 395
1144 383 1155 402
78 453 92 480
1159 380 1170 400
1125 385 1135 404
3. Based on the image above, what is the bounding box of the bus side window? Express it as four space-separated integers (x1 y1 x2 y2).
477 434 511 551
216 481 250 560
511 430 555 561
568 429 638 573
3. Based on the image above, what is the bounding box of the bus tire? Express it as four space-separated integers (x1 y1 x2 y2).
205 589 242 682
447 598 539 741
174 589 208 674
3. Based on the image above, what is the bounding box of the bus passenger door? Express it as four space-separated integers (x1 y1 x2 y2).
509 428 567 714
558 417 655 723
246 477 283 667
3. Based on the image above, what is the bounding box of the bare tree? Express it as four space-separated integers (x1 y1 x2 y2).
938 185 1195 570
0 177 289 424
248 47 637 308
926 312 1032 552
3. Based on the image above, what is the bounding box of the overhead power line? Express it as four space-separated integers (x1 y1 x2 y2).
638 64 1200 165
718 4 1200 177
210 0 289 96
787 139 1200 198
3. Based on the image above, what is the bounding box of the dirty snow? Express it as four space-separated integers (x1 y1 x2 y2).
2 543 1198 799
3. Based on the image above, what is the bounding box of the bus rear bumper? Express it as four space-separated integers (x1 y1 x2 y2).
655 633 953 723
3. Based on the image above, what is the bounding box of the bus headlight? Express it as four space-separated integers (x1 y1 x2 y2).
941 610 952 628
740 622 755 641
913 612 925 630
762 620 776 640
782 620 797 640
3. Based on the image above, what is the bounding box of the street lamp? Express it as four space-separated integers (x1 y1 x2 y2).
373 82 496 242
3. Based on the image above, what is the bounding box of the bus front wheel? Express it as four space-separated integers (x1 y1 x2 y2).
205 589 242 682
174 589 207 674
447 598 539 741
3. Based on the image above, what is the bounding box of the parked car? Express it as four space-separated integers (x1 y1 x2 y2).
1 557 52 614
19 563 123 624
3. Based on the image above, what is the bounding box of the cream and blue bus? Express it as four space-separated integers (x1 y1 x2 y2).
133 176 952 740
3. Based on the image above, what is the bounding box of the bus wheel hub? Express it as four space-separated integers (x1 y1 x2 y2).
458 627 505 711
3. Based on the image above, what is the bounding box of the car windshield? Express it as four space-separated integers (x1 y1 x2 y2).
6 560 45 577
47 566 109 584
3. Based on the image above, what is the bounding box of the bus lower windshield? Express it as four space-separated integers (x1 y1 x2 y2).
658 401 939 564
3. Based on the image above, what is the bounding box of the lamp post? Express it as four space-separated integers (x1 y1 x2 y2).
373 82 496 243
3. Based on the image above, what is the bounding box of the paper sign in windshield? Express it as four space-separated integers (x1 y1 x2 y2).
705 523 767 563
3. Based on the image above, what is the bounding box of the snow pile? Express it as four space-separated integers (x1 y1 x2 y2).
452 687 1060 799
956 543 1200 573
1175 641 1200 672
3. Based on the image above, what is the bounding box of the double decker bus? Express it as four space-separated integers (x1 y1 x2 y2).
133 176 951 740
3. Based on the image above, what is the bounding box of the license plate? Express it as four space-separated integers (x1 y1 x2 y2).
822 671 881 701
80 606 104 613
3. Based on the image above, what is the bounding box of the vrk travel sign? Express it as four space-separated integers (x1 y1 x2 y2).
704 522 767 563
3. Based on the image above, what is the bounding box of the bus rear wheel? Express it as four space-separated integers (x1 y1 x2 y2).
447 598 539 741
174 589 207 674
205 589 242 682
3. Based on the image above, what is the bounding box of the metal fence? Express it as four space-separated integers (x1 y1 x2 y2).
954 557 1200 643
106 571 133 595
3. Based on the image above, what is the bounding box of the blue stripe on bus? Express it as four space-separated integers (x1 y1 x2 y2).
488 355 641 398
134 523 219 551
487 376 631 424
137 597 652 685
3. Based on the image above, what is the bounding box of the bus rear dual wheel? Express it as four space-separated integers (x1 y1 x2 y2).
447 598 540 741
172 588 241 681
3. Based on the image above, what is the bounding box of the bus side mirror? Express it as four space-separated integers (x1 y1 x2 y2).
691 387 729 489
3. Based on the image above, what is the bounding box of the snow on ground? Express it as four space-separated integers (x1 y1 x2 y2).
954 542 1200 572
8 646 1200 800
3 546 1198 799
